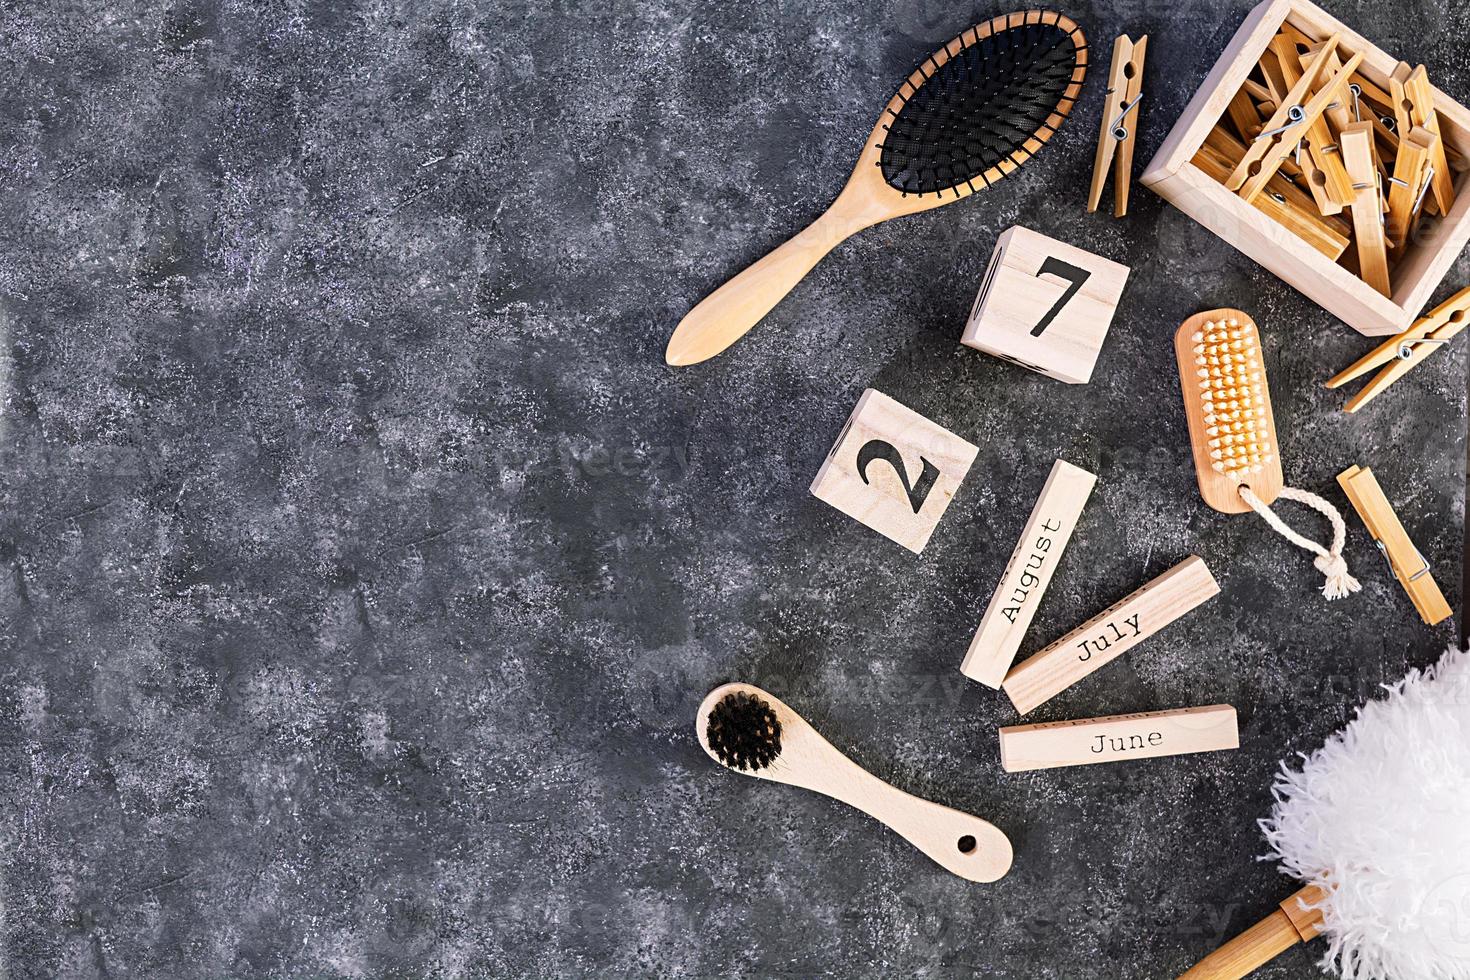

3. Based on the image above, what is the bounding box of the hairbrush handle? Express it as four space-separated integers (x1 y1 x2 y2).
665 189 881 366
1178 885 1324 979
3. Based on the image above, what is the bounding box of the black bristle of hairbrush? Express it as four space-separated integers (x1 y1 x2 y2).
705 692 782 772
881 18 1083 195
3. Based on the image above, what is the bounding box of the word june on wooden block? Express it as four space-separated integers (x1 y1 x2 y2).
810 389 979 554
998 704 1239 772
1002 556 1220 716
961 459 1096 688
961 225 1131 385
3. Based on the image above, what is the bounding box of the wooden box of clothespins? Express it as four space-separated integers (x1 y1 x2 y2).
1141 0 1470 337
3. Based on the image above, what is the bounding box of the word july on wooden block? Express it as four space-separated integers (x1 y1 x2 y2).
1002 556 1220 715
961 459 1096 688
998 704 1239 772
810 389 979 554
962 225 1131 384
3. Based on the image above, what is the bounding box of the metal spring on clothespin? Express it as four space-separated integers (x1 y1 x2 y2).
1374 538 1431 581
1397 335 1451 360
1110 93 1142 141
1413 166 1436 215
1259 105 1305 140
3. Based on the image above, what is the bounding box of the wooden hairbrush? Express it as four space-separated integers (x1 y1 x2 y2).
1174 309 1283 514
697 683 1013 883
666 11 1088 366
1174 309 1359 600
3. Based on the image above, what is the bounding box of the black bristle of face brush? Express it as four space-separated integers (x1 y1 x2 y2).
705 692 782 772
881 18 1084 196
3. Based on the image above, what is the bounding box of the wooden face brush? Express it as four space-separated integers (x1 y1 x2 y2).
1174 309 1358 600
665 11 1088 366
696 684 1013 883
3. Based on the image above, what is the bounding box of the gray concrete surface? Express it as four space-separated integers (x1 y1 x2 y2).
0 0 1466 977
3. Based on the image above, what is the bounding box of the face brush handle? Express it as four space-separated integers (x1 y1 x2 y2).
1177 885 1324 979
665 190 879 366
798 758 1014 884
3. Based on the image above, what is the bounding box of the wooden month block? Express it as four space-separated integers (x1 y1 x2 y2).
810 389 978 554
1002 556 1220 715
961 459 1096 688
998 704 1239 772
961 226 1131 384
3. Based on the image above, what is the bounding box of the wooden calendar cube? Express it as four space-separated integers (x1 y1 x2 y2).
961 226 1130 384
810 389 978 553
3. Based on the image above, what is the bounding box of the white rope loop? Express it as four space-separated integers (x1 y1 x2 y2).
1238 486 1361 600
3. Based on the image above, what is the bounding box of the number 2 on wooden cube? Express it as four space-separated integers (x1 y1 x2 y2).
857 439 938 513
810 390 978 554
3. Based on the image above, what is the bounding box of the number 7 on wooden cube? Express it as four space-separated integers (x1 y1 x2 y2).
810 389 978 554
962 226 1130 384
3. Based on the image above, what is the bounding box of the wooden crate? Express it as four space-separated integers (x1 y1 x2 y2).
1141 0 1470 337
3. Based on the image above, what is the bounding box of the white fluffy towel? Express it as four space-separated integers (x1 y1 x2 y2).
1260 646 1470 980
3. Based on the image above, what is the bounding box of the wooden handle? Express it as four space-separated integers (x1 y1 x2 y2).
1179 886 1325 979
1178 909 1302 979
665 193 876 366
816 764 1014 883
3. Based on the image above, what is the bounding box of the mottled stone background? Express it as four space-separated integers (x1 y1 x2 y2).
0 0 1465 977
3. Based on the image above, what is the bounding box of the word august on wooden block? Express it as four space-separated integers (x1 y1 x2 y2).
961 459 1096 688
1002 556 1220 715
810 389 979 554
961 225 1131 384
998 705 1239 772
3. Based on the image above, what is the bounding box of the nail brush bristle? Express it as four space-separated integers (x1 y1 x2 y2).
1190 318 1274 478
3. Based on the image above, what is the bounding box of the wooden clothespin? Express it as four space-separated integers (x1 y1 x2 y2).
1257 46 1291 104
1391 63 1456 215
1336 465 1452 626
1241 77 1272 104
1385 127 1437 251
1340 122 1391 297
1325 283 1470 412
1300 41 1391 206
1195 129 1350 260
1269 35 1354 210
1212 116 1305 183
1251 47 1334 202
1302 42 1358 132
1279 22 1318 54
1226 88 1264 142
1229 46 1363 204
1289 141 1341 217
1088 34 1148 217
